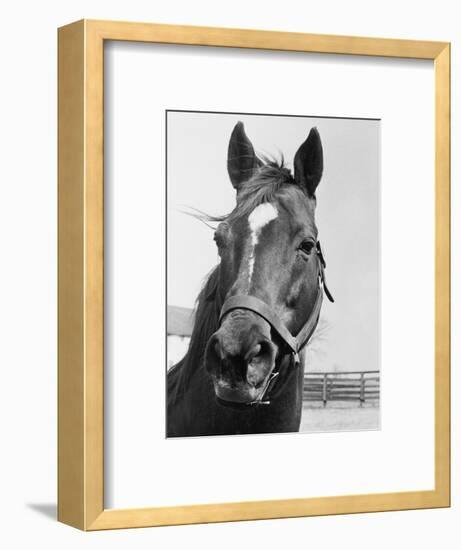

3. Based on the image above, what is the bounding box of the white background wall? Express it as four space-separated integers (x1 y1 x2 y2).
0 0 458 548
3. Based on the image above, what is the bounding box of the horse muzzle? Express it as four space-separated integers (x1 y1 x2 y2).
205 311 277 406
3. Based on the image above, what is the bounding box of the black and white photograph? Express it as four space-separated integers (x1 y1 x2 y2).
166 111 380 437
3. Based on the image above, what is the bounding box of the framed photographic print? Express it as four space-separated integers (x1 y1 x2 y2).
58 20 450 530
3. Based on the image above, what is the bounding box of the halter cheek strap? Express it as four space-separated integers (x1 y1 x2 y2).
217 241 334 405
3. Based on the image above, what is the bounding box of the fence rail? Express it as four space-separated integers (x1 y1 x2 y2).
304 371 380 406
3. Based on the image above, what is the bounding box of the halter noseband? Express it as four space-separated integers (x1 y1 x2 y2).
217 241 334 406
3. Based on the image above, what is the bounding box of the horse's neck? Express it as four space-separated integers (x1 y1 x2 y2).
172 297 221 401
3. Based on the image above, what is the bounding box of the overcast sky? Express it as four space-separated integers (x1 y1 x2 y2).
167 111 380 373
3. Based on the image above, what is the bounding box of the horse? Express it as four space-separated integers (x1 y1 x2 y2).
167 121 333 437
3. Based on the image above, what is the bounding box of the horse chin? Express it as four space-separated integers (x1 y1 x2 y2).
213 384 264 406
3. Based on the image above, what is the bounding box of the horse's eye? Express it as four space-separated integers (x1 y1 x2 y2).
299 240 315 256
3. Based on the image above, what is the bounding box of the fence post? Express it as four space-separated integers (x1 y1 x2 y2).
359 372 365 407
322 374 327 407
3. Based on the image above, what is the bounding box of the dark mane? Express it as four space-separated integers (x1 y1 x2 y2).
168 157 298 404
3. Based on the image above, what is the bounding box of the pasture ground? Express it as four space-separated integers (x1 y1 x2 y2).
300 401 380 433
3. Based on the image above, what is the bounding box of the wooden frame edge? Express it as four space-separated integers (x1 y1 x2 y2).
58 19 86 530
85 19 447 59
58 19 450 531
58 19 105 530
434 42 451 508
86 489 448 531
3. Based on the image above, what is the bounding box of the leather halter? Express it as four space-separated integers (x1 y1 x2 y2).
217 241 334 405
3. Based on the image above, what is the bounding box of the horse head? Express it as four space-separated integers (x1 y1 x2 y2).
205 122 330 406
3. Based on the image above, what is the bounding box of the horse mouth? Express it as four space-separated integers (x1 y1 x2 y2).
211 370 276 407
215 395 266 409
213 384 263 405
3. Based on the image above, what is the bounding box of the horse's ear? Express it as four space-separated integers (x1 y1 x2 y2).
227 122 261 192
294 127 323 197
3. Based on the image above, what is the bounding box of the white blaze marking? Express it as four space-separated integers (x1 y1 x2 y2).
247 203 278 284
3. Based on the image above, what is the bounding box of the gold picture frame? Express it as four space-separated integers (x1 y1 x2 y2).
58 19 450 530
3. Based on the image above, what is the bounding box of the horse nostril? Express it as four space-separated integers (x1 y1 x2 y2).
205 333 223 374
214 340 222 360
246 343 262 363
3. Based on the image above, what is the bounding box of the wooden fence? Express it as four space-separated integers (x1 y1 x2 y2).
304 371 380 406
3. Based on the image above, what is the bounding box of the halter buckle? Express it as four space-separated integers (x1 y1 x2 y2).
251 371 280 406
